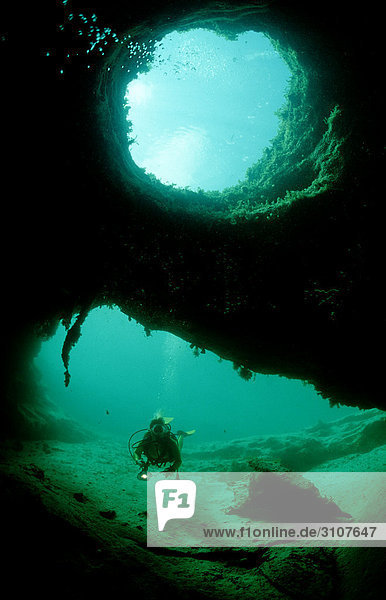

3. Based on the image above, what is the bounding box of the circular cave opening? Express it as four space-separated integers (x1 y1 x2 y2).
123 29 291 192
101 12 346 218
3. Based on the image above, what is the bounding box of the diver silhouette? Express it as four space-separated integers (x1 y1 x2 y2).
129 417 195 480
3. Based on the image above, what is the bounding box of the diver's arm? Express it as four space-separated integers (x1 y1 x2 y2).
166 458 181 472
133 442 144 464
133 432 153 465
165 443 182 472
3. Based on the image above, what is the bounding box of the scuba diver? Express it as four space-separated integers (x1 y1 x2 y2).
129 416 195 480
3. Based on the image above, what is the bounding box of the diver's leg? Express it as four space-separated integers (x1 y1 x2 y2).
176 430 195 450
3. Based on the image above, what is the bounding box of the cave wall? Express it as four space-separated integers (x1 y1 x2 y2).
2 0 385 436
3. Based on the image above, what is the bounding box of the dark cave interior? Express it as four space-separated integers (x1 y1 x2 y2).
1 1 385 598
3 0 386 431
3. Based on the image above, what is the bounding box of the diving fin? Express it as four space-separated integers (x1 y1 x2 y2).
163 417 174 424
176 429 195 437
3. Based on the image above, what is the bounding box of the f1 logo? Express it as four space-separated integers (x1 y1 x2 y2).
155 480 196 531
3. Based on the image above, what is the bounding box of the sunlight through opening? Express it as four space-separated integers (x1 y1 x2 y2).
124 29 291 192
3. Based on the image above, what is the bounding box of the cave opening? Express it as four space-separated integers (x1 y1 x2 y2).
34 306 360 448
123 29 291 192
102 12 346 220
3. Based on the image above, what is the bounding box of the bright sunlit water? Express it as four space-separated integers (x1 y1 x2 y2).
124 29 291 191
35 307 360 444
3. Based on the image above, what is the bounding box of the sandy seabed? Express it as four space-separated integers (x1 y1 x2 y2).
1 409 385 599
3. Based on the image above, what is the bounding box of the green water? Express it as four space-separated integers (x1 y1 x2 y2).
125 29 291 191
35 306 360 444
